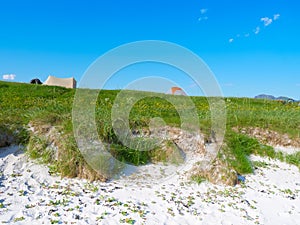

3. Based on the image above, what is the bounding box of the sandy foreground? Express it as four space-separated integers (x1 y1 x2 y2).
0 146 299 225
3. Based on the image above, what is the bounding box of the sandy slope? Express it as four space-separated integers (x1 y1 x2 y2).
0 146 299 225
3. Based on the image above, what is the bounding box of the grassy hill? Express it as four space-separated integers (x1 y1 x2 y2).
0 81 299 183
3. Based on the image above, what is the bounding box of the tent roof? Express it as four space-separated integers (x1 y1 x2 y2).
168 87 187 96
43 75 76 89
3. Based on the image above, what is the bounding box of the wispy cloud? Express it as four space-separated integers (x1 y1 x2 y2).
198 8 208 21
2 74 16 80
296 83 300 87
198 16 208 21
274 14 280 21
200 8 208 14
261 17 273 26
229 13 280 43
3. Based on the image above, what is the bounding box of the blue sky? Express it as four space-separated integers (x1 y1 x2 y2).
1 0 300 99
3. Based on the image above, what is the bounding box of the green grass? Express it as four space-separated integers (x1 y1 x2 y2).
225 132 300 173
225 97 300 138
0 81 299 179
225 132 276 174
285 152 300 169
190 175 206 184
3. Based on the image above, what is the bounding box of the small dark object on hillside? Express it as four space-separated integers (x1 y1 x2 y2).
30 78 43 84
237 174 246 183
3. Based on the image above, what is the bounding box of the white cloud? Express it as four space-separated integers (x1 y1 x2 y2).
198 16 208 21
200 8 208 14
274 14 280 21
2 74 16 80
198 8 208 21
261 17 273 26
229 13 280 43
254 26 260 34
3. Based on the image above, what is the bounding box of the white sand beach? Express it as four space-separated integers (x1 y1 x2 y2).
0 145 299 225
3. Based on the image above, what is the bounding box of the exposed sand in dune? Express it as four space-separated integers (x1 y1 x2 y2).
0 145 299 225
274 146 300 155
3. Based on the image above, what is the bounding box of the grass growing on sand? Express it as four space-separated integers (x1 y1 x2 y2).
0 81 299 180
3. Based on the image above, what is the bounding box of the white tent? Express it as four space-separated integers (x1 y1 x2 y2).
43 75 76 89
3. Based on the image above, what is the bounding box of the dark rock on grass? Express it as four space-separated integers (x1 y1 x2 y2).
0 126 15 147
30 78 43 84
0 133 14 147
